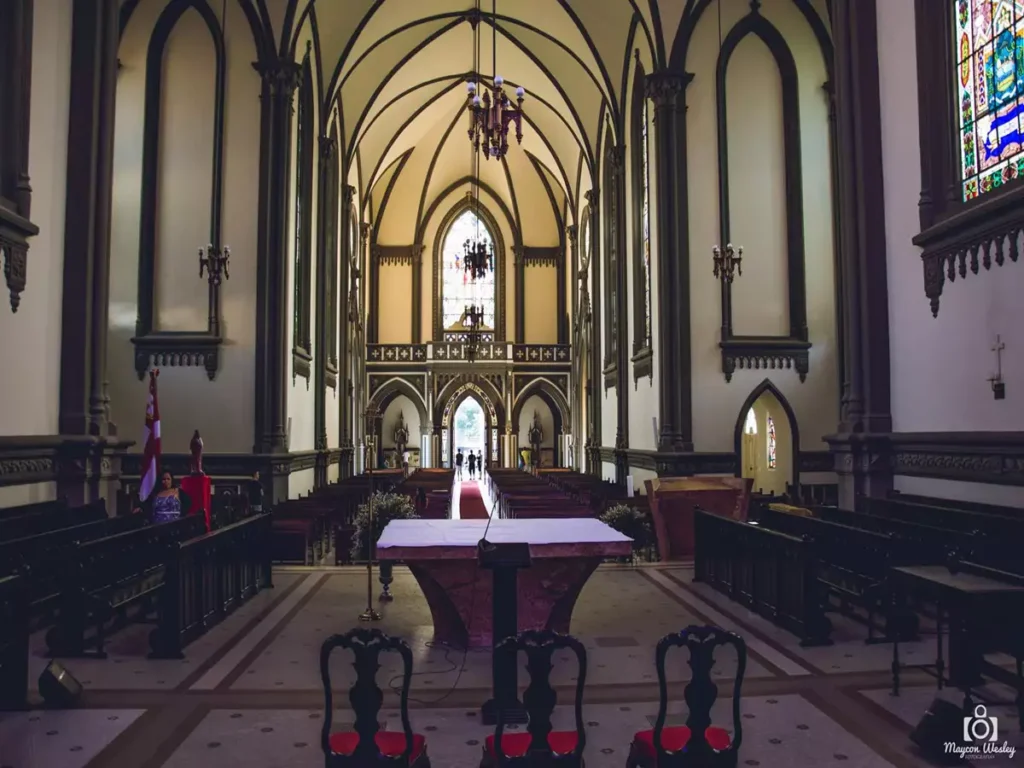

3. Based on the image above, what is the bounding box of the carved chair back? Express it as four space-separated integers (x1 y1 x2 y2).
653 625 746 767
320 627 416 767
493 629 587 766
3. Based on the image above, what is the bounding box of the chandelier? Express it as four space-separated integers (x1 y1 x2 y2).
462 235 493 280
464 304 485 361
466 0 525 160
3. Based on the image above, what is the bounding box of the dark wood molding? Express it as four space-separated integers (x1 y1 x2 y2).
646 70 694 452
313 129 337 484
119 448 346 481
131 0 227 380
584 188 603 475
630 55 654 386
60 0 119 440
715 7 810 383
373 244 418 266
0 0 39 313
521 246 561 266
831 0 892 436
0 435 133 489
799 450 834 473
290 49 314 380
912 0 1024 314
601 135 622 377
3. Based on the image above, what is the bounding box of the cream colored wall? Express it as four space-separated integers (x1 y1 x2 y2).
628 467 657 496
877 0 1024 505
110 0 259 453
625 45 661 451
381 396 422 449
0 0 73 506
376 263 413 343
739 394 793 495
289 468 314 497
685 0 838 455
523 265 557 343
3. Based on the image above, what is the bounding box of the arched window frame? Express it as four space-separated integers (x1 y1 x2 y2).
914 0 1024 315
292 46 314 379
324 121 341 382
602 124 620 382
630 56 654 384
439 209 497 332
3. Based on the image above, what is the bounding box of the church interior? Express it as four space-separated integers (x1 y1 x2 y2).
1 0 1023 765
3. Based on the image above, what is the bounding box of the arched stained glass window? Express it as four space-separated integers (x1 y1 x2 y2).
641 97 652 343
766 415 777 469
954 0 1024 200
744 408 758 435
441 209 496 330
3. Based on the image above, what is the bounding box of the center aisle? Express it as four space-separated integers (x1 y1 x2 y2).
457 480 491 519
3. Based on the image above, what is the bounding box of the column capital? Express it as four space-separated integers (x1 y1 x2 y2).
343 184 357 205
584 188 599 208
253 59 301 98
566 224 577 246
644 71 693 107
319 134 337 161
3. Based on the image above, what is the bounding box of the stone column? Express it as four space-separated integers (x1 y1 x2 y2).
313 135 337 488
513 245 525 343
825 0 893 506
646 71 694 453
338 186 356 461
57 0 132 505
609 144 630 483
253 58 301 455
584 189 602 475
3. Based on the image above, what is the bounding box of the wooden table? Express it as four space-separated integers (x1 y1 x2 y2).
889 564 1024 706
376 518 632 648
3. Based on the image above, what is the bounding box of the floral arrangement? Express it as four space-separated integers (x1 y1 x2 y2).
350 491 418 561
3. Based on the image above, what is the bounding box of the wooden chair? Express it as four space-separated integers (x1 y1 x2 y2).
481 629 587 767
319 628 431 767
627 626 746 768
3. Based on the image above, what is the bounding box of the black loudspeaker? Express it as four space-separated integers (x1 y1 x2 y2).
909 697 967 764
38 660 84 708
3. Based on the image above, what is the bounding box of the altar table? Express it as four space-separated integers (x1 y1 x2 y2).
376 518 632 648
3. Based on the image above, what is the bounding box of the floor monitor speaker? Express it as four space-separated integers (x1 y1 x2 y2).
38 660 83 708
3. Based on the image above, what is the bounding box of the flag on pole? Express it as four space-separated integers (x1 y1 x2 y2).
139 369 161 502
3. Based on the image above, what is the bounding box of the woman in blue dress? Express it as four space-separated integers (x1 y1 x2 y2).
136 471 192 523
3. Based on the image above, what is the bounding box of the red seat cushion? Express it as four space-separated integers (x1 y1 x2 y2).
328 730 426 760
273 519 314 533
632 726 731 756
485 730 579 758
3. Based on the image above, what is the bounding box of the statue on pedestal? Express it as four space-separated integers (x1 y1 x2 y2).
528 412 543 467
393 411 409 457
189 430 204 475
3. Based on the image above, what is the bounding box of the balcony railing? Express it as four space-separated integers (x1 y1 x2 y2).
367 342 570 366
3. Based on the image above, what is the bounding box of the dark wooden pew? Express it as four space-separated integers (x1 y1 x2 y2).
693 509 832 646
859 496 1024 542
45 515 207 657
887 491 1021 518
0 497 69 521
0 500 108 542
149 513 272 659
0 575 29 710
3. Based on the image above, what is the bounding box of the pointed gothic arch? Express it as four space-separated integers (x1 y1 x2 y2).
732 378 800 485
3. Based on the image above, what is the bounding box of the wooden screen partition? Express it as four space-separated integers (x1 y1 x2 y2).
645 476 752 560
149 513 272 659
0 575 29 709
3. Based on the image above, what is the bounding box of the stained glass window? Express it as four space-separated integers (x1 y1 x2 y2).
641 98 652 344
744 408 757 435
766 415 777 470
441 210 496 330
955 0 1024 200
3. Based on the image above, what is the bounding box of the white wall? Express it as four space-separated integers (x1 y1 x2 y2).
0 0 73 506
110 0 259 454
685 0 839 456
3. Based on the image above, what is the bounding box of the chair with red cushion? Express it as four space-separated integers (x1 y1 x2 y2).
319 628 431 767
480 629 587 767
627 626 746 768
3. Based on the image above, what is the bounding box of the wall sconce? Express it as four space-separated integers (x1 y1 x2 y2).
712 243 743 283
988 334 1006 400
199 244 230 285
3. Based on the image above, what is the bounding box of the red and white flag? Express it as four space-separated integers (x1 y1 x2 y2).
139 369 162 501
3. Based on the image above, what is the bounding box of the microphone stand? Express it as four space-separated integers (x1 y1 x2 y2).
359 426 382 622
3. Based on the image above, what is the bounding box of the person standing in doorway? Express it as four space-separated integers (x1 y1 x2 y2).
455 448 464 479
477 450 485 477
402 449 410 475
467 450 477 480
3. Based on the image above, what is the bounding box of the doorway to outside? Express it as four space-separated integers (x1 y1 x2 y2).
452 398 486 472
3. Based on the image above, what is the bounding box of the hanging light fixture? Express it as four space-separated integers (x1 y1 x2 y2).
710 0 743 285
462 235 493 281
466 0 525 160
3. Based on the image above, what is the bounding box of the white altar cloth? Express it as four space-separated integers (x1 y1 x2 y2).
376 518 631 549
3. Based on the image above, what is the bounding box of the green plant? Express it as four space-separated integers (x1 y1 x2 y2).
599 503 652 553
350 492 419 561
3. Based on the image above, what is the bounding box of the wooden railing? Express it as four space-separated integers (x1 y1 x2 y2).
0 575 29 709
150 513 272 659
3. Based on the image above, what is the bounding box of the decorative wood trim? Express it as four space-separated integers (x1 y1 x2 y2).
715 7 810 382
119 449 337 480
367 344 429 364
0 435 134 488
131 0 226 379
0 0 39 313
372 244 417 266
912 0 1024 315
584 188 603 474
630 54 654 377
521 246 561 266
313 127 337 470
290 49 314 379
512 344 571 365
798 450 834 473
887 431 1024 486
602 133 622 376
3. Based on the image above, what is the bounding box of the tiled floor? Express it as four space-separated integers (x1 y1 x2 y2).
1 564 1001 767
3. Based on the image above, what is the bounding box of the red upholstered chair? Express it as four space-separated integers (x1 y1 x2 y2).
319 628 431 767
480 629 587 767
627 626 746 768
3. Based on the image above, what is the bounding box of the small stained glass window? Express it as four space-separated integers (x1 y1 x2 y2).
766 415 777 470
954 0 1024 200
744 408 757 435
641 97 652 344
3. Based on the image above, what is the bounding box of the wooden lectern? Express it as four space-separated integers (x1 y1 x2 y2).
645 477 752 560
477 539 531 725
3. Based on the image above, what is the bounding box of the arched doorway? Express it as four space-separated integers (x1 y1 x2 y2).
733 379 799 496
452 397 486 466
439 382 500 468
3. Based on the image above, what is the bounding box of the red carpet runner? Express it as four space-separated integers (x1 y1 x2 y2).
459 482 490 520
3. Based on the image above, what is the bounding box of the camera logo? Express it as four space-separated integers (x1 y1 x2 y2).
963 705 999 743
